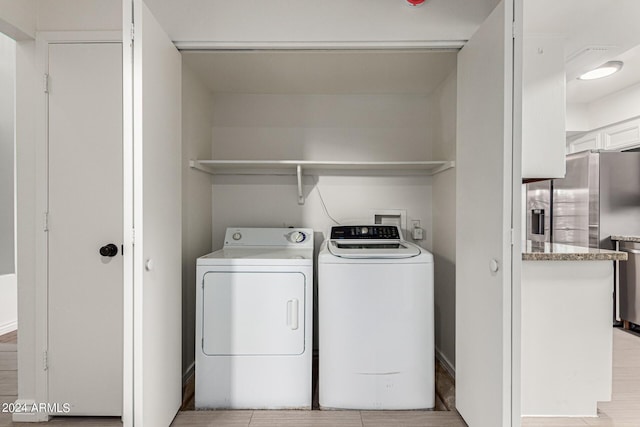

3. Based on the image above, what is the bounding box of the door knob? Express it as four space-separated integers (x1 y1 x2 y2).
99 243 119 257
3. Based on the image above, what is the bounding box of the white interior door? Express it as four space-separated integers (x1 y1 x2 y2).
456 1 516 426
132 1 182 425
48 42 123 416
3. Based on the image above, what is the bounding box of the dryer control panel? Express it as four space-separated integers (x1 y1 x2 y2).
223 227 314 248
330 225 401 240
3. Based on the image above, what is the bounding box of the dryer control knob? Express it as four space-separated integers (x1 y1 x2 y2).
361 227 369 234
232 232 242 241
289 231 307 243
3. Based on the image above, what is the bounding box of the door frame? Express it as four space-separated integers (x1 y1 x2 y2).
32 30 124 423
511 0 523 425
117 1 524 425
121 7 134 426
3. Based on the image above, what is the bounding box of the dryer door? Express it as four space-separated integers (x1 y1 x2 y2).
202 271 306 355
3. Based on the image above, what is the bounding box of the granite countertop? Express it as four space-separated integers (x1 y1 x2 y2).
611 235 640 243
522 241 628 261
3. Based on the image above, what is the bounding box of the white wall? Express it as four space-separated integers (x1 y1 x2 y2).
210 93 437 249
566 102 589 133
144 0 501 46
0 32 15 275
586 82 640 130
0 0 36 40
0 32 17 337
212 175 434 250
181 62 213 377
0 274 17 334
431 69 457 372
567 82 640 132
211 94 432 162
36 0 121 32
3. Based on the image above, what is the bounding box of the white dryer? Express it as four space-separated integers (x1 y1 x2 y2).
195 227 313 409
318 225 434 410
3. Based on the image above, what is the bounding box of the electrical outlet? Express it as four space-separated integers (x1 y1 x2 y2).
412 227 424 240
411 219 424 240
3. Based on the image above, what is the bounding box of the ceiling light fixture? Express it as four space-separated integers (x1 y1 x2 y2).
577 61 624 80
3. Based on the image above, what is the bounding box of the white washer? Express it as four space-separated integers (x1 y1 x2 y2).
318 225 434 410
195 227 313 409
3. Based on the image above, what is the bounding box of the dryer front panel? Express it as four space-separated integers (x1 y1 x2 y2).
202 271 306 356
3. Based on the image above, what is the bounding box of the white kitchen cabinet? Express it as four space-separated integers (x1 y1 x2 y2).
602 118 640 151
522 258 614 417
567 117 640 154
567 131 602 153
522 35 566 179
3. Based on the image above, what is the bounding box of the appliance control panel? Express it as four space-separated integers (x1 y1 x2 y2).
330 225 401 240
223 227 313 248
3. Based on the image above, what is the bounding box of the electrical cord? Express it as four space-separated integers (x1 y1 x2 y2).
314 181 340 225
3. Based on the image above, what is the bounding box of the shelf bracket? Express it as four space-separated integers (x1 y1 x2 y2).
296 164 304 205
189 160 215 175
429 161 456 176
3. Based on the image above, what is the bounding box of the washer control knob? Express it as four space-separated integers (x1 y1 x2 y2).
232 232 242 241
289 231 307 243
361 227 369 235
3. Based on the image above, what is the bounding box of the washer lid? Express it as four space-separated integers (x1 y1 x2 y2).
326 240 421 259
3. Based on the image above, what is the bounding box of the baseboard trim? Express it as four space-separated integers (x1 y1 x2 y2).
435 347 456 379
0 320 17 336
11 400 51 422
183 361 195 385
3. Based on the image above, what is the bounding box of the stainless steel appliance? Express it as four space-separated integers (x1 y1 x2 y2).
526 150 640 249
619 241 640 325
526 150 640 323
526 180 552 244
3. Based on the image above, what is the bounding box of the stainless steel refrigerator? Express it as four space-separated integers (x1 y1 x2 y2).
526 150 640 250
526 150 640 323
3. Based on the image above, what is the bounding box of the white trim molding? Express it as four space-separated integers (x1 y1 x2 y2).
436 346 456 379
174 40 465 51
0 320 17 336
11 399 50 423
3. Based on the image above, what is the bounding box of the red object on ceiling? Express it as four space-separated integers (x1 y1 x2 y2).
406 0 426 6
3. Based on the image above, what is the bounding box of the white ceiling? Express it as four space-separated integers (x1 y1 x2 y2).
525 0 640 104
144 0 501 47
567 44 640 104
181 1 640 101
182 50 458 95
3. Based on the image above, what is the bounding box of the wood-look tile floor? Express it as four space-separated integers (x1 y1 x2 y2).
171 410 467 427
1 328 639 426
0 331 18 427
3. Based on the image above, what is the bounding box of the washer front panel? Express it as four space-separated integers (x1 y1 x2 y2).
318 257 434 409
